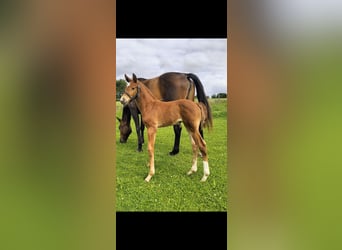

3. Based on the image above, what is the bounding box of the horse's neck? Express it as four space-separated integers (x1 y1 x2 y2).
122 105 131 123
136 83 158 113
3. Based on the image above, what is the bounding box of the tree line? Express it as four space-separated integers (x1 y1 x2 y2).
116 79 127 100
211 93 227 98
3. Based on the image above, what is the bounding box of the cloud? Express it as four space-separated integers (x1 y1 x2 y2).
116 39 227 96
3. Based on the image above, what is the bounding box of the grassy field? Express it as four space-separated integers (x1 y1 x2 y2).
115 98 227 211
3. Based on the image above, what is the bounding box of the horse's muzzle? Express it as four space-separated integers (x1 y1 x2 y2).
120 95 130 106
119 138 127 143
119 97 126 105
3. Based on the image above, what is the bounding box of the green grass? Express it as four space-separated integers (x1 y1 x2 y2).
115 99 228 211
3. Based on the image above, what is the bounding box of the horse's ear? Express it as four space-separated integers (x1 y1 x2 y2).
124 74 131 82
116 116 121 122
132 73 137 83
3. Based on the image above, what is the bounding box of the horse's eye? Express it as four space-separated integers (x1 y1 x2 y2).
132 87 135 90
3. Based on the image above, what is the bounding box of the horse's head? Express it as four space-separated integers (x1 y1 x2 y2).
116 116 132 143
120 73 140 106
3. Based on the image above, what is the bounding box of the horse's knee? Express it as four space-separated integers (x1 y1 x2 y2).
199 143 207 155
198 143 208 160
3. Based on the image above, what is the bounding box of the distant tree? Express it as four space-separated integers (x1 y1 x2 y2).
217 93 227 98
211 94 217 99
116 79 127 100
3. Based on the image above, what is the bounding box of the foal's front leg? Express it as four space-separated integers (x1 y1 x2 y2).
145 126 157 182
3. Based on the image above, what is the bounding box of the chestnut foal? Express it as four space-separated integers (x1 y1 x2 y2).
120 73 212 182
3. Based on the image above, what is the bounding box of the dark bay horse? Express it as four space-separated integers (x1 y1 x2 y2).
120 73 213 182
117 72 209 155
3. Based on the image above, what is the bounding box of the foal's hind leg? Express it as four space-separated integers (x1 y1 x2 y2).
187 135 199 176
192 131 210 182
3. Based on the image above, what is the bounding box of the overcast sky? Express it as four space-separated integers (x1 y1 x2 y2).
116 39 227 96
262 0 342 36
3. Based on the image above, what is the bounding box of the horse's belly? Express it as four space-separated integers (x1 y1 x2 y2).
158 118 182 127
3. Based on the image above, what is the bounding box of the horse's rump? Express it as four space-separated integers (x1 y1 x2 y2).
196 102 209 128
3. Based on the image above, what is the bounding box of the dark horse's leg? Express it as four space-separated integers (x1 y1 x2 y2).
169 124 182 155
130 106 144 152
140 113 145 145
199 126 204 139
198 127 204 157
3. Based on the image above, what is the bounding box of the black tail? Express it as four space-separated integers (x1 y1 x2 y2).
186 73 213 130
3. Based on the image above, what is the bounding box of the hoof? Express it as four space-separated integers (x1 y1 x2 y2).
187 170 196 175
137 146 143 152
145 175 152 182
200 175 209 182
169 150 179 156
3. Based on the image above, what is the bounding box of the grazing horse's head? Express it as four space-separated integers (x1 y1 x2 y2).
120 73 140 106
116 116 132 143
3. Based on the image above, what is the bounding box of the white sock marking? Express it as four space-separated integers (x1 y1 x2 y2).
187 159 198 175
200 161 210 182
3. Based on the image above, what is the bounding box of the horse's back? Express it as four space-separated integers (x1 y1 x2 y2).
143 72 195 101
177 99 202 118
